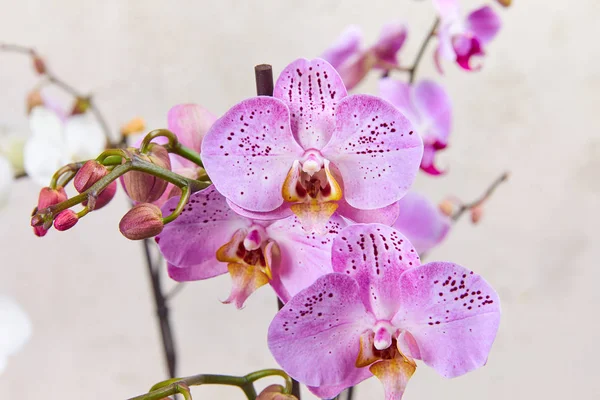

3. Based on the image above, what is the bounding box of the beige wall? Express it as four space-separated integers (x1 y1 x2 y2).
1 0 599 398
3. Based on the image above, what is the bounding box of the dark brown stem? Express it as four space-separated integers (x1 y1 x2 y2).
452 172 509 222
408 18 440 84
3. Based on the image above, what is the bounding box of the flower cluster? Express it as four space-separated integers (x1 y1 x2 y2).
23 1 511 398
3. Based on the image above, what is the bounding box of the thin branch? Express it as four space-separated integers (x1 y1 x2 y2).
165 283 186 301
452 172 509 222
408 18 440 84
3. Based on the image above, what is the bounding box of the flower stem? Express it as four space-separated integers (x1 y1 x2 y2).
408 18 440 84
452 172 509 222
162 185 190 224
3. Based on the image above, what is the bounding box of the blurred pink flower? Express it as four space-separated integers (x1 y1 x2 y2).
269 223 500 399
321 22 407 90
433 1 501 72
379 78 451 175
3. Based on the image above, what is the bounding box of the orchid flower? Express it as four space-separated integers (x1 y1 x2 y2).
0 296 32 374
24 106 106 186
155 185 346 307
433 1 501 72
393 192 451 253
321 22 407 90
133 104 216 207
201 58 423 232
0 156 13 209
379 78 451 175
269 223 500 399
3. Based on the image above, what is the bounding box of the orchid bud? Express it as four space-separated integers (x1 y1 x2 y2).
37 187 67 210
54 210 78 231
121 145 172 203
120 117 146 136
257 385 297 400
119 203 164 240
85 180 118 211
32 55 47 75
470 205 484 224
74 160 109 193
26 90 44 114
438 199 454 216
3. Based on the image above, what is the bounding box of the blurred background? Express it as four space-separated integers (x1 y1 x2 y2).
1 0 599 398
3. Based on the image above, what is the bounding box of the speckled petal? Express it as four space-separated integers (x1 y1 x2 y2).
274 58 347 150
392 262 501 378
337 198 400 226
268 273 374 388
322 94 423 210
331 224 420 320
393 192 451 254
307 368 372 399
267 214 347 303
156 186 251 281
167 104 216 154
226 198 294 221
201 97 303 212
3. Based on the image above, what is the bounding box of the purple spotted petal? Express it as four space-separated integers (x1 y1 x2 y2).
308 368 372 399
156 186 251 281
378 78 419 124
392 262 501 378
331 224 420 320
466 6 501 45
373 21 408 66
226 199 294 221
393 192 451 254
268 273 374 387
321 26 363 69
201 97 303 212
167 104 216 154
273 58 347 150
337 199 400 226
322 94 423 210
267 214 347 303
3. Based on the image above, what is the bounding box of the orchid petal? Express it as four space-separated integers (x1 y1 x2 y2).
466 6 501 45
369 358 416 400
223 241 275 309
377 79 419 124
267 214 347 302
23 134 69 186
273 58 347 150
393 262 501 378
336 53 377 91
290 201 339 234
201 97 303 212
419 145 446 176
393 192 451 254
226 198 294 221
432 0 460 21
268 273 374 388
64 113 107 161
323 94 423 210
307 368 372 399
373 21 408 67
0 156 14 209
337 198 400 226
331 224 420 320
167 104 216 154
156 186 251 281
321 26 363 69
0 296 32 374
413 81 452 144
28 106 62 142
454 36 484 71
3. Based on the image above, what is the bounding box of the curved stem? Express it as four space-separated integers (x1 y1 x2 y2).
139 129 179 153
162 185 190 224
451 172 509 222
169 144 204 168
408 18 440 84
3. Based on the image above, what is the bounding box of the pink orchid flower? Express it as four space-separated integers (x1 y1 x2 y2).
201 58 423 232
321 22 407 90
393 192 451 253
127 104 216 207
379 78 451 175
268 223 500 399
433 1 501 72
155 185 346 308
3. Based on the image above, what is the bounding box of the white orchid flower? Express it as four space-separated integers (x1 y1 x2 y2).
0 296 32 374
24 106 106 186
0 156 13 209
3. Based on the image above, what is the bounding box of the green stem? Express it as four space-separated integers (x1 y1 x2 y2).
49 162 84 189
130 156 209 194
96 148 128 163
162 186 190 224
169 143 204 168
244 369 294 395
140 129 179 153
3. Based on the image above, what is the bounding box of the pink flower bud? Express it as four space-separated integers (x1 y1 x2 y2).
54 210 79 231
438 199 454 216
33 225 47 237
119 203 164 240
470 205 484 224
257 385 297 400
121 145 172 203
37 187 67 210
32 55 47 75
74 160 109 193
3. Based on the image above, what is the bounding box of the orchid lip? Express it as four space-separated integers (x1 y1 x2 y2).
243 225 267 251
